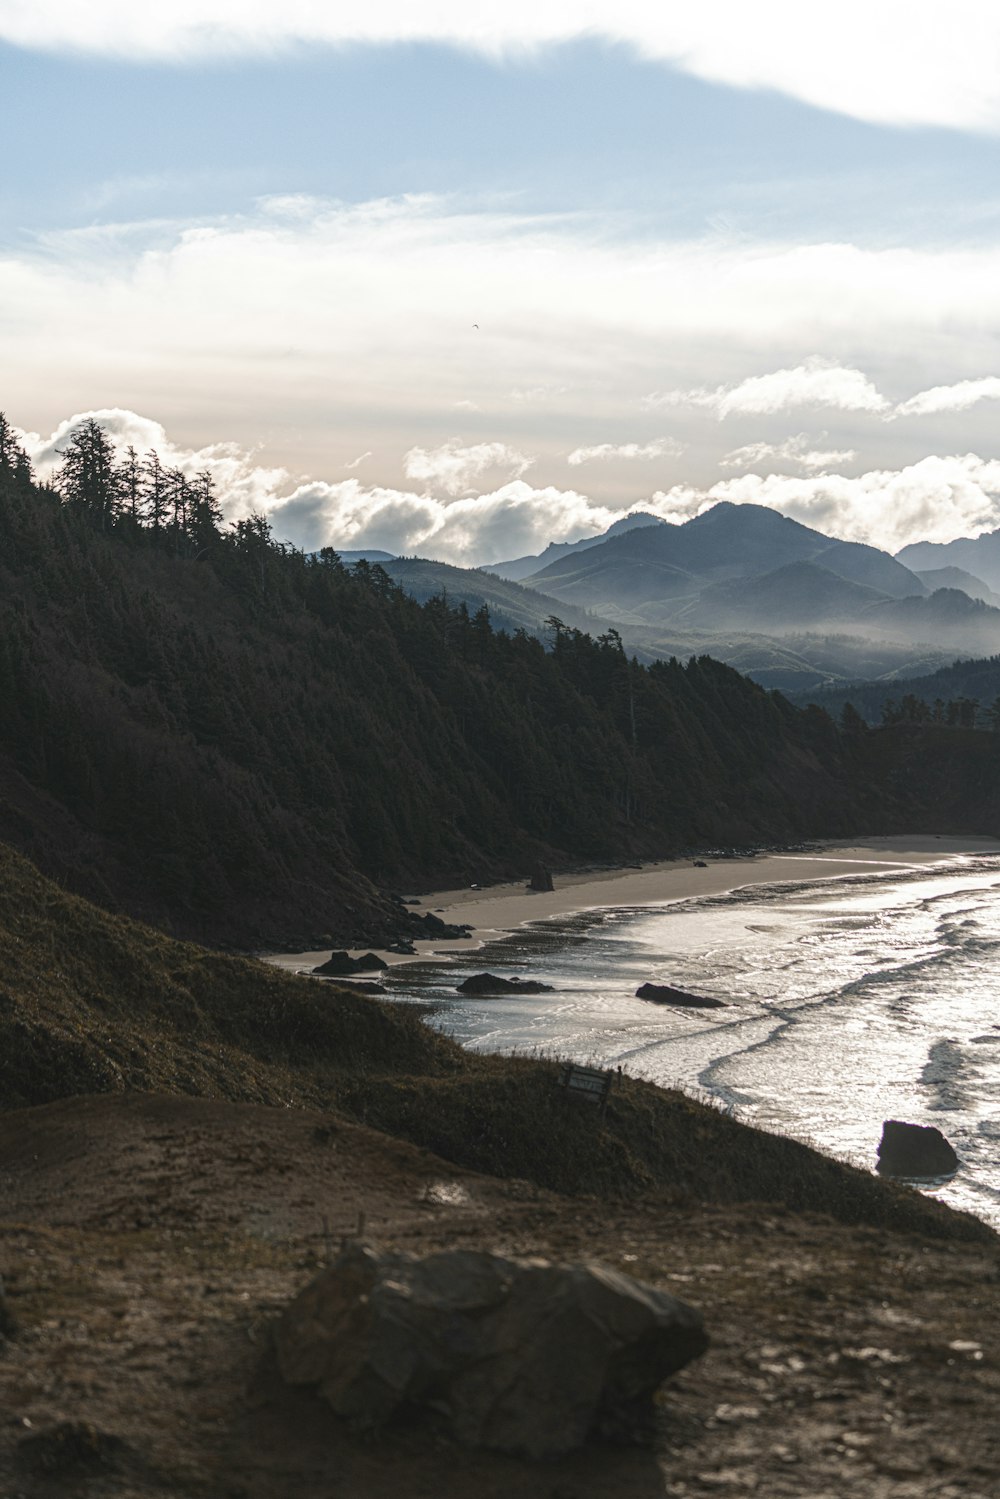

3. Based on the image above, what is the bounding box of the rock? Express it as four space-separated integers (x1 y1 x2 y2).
876 1119 960 1178
457 972 555 995
275 1244 708 1458
693 860 708 868
529 862 555 892
312 951 388 977
413 911 472 940
352 952 389 972
636 983 726 1008
386 940 417 955
312 950 356 975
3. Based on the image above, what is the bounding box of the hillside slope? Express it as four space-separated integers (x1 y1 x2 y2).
0 442 898 946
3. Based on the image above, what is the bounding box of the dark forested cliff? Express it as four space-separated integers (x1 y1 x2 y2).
1 414 996 946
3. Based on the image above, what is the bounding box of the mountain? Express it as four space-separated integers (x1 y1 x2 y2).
488 511 665 581
380 556 957 691
914 566 1000 607
532 503 928 611
897 528 1000 593
522 539 700 613
864 588 1000 653
680 562 892 632
811 540 928 599
379 558 600 637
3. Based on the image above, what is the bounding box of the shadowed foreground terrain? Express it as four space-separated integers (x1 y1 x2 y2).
1 842 999 1496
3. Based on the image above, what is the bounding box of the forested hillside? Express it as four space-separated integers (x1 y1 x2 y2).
2 413 998 947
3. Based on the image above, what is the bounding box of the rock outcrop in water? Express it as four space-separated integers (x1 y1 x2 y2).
457 973 555 995
275 1242 708 1458
876 1119 960 1178
636 983 726 1009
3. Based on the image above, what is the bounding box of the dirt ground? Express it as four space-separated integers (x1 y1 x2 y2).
0 1092 997 1498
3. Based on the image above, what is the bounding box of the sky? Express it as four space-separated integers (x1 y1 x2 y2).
6 3 1000 564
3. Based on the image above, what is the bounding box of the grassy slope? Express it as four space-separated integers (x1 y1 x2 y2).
1 839 991 1246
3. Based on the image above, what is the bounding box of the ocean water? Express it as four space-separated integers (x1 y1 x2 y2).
380 854 1000 1228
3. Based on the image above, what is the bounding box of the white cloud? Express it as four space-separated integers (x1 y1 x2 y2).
646 361 890 419
649 454 1000 554
567 437 684 466
23 407 290 517
344 450 372 470
270 477 615 566
5 3 1000 133
719 434 857 472
403 439 535 496
895 376 1000 418
22 403 1000 566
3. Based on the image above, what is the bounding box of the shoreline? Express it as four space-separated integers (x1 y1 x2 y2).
265 833 1000 977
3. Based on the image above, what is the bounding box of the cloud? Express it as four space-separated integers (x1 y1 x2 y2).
23 407 291 518
5 3 1000 133
567 437 684 466
649 454 1000 554
402 439 534 496
270 477 616 566
645 361 890 420
719 434 857 472
344 450 372 470
894 376 1000 418
22 404 1000 567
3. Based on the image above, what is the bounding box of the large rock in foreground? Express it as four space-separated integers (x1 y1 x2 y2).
275 1244 708 1458
636 983 726 1009
877 1119 960 1178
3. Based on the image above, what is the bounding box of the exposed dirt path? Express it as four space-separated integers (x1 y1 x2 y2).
0 1094 997 1498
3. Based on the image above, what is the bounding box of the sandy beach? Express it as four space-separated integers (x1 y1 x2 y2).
265 833 1000 975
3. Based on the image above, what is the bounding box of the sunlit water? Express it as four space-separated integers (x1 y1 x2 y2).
378 855 1000 1228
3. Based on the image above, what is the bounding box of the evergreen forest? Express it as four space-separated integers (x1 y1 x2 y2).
3 413 999 948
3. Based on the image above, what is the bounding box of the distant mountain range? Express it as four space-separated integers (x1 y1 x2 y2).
898 529 1000 594
376 503 1000 691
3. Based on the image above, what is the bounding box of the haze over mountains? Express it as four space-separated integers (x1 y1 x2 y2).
384 503 1000 692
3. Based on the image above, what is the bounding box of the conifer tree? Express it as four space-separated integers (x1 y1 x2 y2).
57 418 120 529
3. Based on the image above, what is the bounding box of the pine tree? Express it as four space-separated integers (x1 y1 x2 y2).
57 418 120 529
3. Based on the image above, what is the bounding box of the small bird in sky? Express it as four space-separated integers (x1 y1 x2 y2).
472 323 479 329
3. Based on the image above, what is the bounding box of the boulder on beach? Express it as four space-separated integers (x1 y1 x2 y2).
528 862 555 892
876 1119 960 1178
457 972 555 996
636 983 726 1009
412 911 472 940
312 951 388 977
275 1242 708 1459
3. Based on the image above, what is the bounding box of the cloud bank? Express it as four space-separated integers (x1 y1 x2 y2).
4 2 1000 133
567 438 683 466
23 408 1000 567
403 440 534 496
646 362 890 419
652 455 1000 555
719 435 857 472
